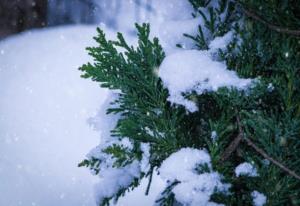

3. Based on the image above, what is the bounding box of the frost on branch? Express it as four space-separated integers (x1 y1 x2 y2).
157 148 230 206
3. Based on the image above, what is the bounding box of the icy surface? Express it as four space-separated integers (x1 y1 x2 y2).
235 162 258 177
159 50 253 112
251 191 267 206
159 148 230 206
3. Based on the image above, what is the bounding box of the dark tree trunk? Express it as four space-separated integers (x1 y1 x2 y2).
0 0 47 38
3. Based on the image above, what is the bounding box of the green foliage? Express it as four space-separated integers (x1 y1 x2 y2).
187 0 300 205
78 158 101 174
186 0 237 49
155 181 179 205
80 23 206 204
80 0 300 205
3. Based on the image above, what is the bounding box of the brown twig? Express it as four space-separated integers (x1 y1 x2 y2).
220 132 243 162
219 111 244 162
244 137 300 181
241 5 300 37
220 110 300 180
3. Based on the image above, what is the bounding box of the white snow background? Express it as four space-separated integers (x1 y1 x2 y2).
0 26 105 206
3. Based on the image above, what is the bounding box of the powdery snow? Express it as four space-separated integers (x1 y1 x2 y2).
159 148 230 206
0 1 260 205
159 50 253 112
140 143 151 173
235 162 258 177
0 25 161 206
157 17 205 53
211 131 218 142
251 191 267 206
94 160 141 205
0 25 106 206
85 90 163 204
209 31 234 52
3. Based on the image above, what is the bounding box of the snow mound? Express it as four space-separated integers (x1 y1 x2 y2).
0 25 111 206
159 50 253 112
159 148 230 206
235 162 258 177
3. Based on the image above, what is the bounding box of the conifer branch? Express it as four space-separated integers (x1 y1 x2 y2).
243 9 300 36
241 6 300 37
220 111 300 181
219 110 243 162
244 137 300 181
219 132 242 162
145 167 154 195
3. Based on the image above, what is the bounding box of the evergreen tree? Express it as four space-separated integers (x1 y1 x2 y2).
79 0 300 205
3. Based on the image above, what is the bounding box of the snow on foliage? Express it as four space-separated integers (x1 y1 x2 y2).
88 137 141 204
211 131 218 142
157 17 204 53
82 0 254 203
209 31 234 52
159 148 230 206
79 0 204 202
93 159 141 205
86 92 149 203
251 191 267 206
159 50 252 112
87 91 120 142
154 0 254 113
140 143 151 173
235 162 258 177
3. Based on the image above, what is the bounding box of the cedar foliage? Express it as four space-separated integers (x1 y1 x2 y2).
79 0 300 205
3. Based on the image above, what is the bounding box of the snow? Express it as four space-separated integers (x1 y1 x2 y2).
211 131 218 142
209 31 234 52
140 143 151 173
267 83 274 92
0 25 161 206
0 26 106 206
235 162 258 177
94 0 194 34
159 50 253 112
0 1 260 205
94 0 198 54
87 91 121 143
94 160 141 205
251 191 267 206
157 17 204 53
159 148 230 206
86 94 162 204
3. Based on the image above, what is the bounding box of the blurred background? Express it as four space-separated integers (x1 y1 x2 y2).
0 0 150 39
